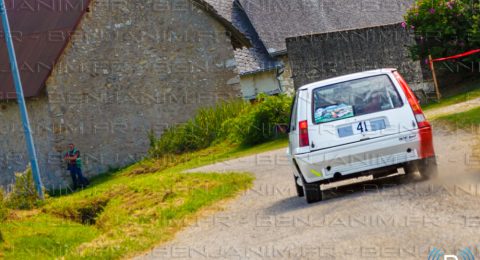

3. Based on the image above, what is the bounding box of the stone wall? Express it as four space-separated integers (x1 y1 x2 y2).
286 23 427 91
0 94 54 187
0 0 241 188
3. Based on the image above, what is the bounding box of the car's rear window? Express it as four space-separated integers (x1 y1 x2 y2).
312 75 403 124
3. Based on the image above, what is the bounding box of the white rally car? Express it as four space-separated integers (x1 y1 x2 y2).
287 69 437 203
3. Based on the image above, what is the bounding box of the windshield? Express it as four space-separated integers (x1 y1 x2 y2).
312 75 403 124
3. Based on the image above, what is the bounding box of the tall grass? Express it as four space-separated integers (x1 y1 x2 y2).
224 94 292 145
149 99 250 156
149 95 292 157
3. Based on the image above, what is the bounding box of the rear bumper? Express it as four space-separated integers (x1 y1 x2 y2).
293 129 425 183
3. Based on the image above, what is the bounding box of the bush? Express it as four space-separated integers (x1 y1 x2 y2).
225 94 292 145
149 95 293 156
405 0 480 61
149 100 250 156
5 167 43 210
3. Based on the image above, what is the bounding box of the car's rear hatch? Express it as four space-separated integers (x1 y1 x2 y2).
305 73 418 152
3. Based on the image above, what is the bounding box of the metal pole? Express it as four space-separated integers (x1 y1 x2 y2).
0 0 44 199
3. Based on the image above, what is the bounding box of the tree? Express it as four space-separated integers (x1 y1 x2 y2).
405 0 480 61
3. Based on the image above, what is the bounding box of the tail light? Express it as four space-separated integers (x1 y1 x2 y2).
299 120 309 147
393 71 430 128
393 71 435 158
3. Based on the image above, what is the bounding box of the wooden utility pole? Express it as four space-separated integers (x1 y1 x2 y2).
429 54 442 100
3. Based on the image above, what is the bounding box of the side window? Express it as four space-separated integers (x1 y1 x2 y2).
289 93 299 132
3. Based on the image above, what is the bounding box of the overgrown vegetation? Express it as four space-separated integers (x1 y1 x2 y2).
405 0 480 61
4 167 43 210
149 99 249 156
150 94 292 156
223 94 291 145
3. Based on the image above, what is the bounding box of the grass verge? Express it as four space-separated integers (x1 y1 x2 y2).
171 138 288 172
0 138 288 259
434 106 480 129
1 172 252 259
0 138 285 259
423 79 480 111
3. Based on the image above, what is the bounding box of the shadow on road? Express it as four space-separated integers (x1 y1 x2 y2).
264 174 426 215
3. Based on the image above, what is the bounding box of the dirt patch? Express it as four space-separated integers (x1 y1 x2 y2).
45 197 110 225
77 199 109 225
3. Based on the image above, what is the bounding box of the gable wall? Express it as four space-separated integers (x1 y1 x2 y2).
0 0 241 188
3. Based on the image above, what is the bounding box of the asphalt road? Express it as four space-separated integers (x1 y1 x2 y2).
138 124 480 260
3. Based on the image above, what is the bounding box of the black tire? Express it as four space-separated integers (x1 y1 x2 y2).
301 177 322 203
418 157 438 179
294 175 304 197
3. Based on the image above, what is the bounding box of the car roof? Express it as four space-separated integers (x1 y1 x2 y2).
298 69 396 91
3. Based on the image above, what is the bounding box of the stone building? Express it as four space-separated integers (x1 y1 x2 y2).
177 0 419 100
200 0 285 101
231 0 417 97
286 23 430 92
0 0 250 188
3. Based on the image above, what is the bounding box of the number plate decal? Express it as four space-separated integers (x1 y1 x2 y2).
353 121 371 135
337 118 387 137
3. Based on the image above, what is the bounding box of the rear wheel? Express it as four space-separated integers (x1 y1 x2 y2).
418 157 438 179
294 175 304 197
301 178 322 203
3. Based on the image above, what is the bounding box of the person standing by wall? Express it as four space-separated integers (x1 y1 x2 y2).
64 143 89 190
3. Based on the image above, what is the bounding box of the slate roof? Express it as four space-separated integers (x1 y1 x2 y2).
201 0 238 28
204 0 280 75
231 1 280 75
238 0 415 56
195 0 251 48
